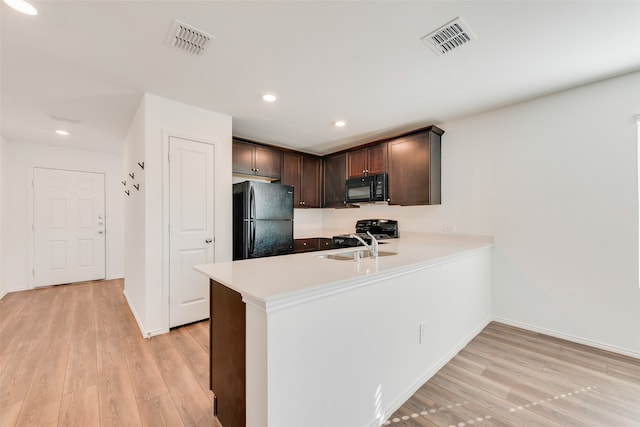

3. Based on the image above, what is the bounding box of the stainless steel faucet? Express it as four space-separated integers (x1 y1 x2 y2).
349 232 379 258
367 231 379 258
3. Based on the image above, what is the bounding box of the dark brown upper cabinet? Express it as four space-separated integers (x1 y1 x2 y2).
233 125 443 208
232 139 281 179
281 152 322 208
323 153 347 208
387 126 444 206
347 143 387 178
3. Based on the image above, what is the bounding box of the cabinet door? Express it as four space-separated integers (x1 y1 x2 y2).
347 143 387 178
294 238 319 253
367 143 388 176
323 153 346 208
347 148 368 178
210 280 246 427
301 156 322 208
318 238 333 250
254 146 282 179
232 140 255 175
281 152 302 206
388 131 441 205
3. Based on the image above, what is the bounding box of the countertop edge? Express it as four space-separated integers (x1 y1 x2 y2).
197 244 494 314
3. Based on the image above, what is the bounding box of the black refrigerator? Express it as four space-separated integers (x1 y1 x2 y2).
233 181 294 260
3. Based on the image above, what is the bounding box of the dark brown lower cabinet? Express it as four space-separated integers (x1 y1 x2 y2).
294 237 333 253
210 280 246 427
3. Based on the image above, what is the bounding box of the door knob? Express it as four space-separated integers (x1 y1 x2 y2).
205 238 213 244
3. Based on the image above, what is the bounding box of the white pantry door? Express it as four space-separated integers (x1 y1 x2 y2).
169 137 215 327
33 168 106 287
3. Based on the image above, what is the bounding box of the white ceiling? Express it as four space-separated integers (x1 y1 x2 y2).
2 1 639 155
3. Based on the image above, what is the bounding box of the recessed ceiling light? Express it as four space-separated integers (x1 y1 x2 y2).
262 94 277 102
3 0 38 15
55 130 70 136
333 120 347 127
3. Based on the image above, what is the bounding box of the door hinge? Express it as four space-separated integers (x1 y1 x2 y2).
213 395 218 415
32 269 35 276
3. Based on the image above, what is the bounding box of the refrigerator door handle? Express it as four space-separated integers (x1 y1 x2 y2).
249 220 255 256
249 185 256 257
250 185 256 220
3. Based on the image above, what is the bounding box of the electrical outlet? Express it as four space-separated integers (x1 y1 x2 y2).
442 224 457 233
419 321 427 344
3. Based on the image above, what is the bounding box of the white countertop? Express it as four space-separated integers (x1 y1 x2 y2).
194 233 493 309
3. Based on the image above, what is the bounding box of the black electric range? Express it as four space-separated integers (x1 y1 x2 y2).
332 219 398 248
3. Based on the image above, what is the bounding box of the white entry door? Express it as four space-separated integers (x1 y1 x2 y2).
169 137 215 327
33 168 106 287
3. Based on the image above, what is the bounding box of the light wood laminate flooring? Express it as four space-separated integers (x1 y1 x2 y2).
0 279 221 427
1 280 639 426
385 322 640 426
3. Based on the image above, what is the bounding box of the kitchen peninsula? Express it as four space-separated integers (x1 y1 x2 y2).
195 233 494 427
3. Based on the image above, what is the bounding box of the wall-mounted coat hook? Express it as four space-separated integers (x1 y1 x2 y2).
129 172 135 179
121 180 126 186
133 184 140 191
138 162 145 170
125 190 130 196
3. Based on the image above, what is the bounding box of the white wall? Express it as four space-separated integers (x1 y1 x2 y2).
0 137 4 299
123 99 147 330
323 71 640 356
637 114 640 289
0 140 125 294
124 93 232 337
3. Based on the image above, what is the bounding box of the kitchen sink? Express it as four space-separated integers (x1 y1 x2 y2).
316 249 397 261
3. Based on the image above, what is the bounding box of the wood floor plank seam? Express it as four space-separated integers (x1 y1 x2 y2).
3 281 638 427
386 322 640 426
0 280 222 427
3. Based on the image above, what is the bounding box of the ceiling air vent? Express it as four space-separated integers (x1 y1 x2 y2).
421 17 476 55
165 19 213 55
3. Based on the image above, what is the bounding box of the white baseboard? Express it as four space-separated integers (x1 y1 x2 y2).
492 316 640 360
122 289 149 339
371 316 492 427
145 327 168 338
122 288 168 339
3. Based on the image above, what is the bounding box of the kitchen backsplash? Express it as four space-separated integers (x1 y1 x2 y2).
294 203 450 238
292 208 324 238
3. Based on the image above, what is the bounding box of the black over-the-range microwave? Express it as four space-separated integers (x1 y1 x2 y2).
345 173 388 204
